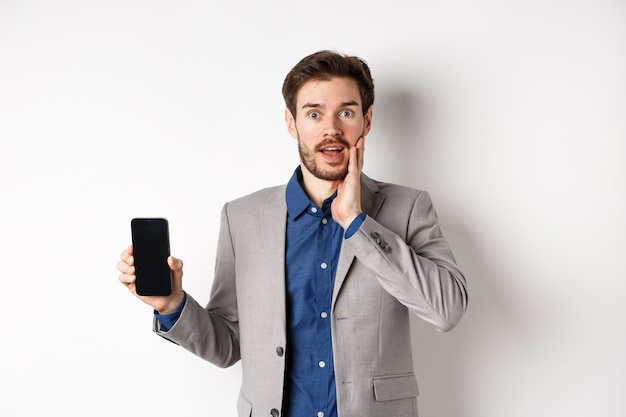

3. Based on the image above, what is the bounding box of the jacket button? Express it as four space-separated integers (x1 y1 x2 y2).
276 346 284 357
270 408 280 417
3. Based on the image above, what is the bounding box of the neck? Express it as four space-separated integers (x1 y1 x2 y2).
299 164 340 207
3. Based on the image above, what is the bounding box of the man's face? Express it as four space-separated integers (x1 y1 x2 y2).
285 77 372 181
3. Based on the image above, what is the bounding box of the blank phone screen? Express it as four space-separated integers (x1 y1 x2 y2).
131 218 172 296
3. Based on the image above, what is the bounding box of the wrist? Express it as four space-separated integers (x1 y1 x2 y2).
156 292 185 315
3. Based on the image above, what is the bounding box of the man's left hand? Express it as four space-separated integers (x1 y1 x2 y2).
332 136 364 229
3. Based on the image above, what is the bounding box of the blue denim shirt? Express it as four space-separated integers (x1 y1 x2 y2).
283 167 343 417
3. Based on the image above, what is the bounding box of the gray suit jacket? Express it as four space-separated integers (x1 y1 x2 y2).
156 173 468 417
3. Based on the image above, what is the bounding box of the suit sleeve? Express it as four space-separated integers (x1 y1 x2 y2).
153 204 241 368
346 190 468 331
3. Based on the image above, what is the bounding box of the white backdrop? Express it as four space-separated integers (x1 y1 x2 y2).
1 1 625 416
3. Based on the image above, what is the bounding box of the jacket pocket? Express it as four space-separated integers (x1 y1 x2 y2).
373 373 419 402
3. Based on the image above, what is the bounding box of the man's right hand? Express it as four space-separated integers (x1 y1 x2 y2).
117 245 185 314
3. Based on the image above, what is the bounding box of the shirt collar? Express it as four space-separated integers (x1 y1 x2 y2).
286 166 312 219
286 166 337 219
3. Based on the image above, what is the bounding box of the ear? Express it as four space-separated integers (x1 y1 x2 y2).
362 106 373 136
284 108 298 138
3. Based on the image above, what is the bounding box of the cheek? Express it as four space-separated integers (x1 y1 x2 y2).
346 121 366 138
295 122 321 139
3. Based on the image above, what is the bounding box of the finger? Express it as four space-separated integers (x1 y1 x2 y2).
120 245 134 263
119 254 134 270
116 259 134 275
118 271 135 285
168 256 183 272
356 136 365 171
348 137 364 175
168 256 184 281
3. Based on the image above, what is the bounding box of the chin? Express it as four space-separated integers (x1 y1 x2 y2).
316 166 349 182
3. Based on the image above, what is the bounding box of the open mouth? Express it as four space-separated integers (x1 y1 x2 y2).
317 137 350 157
319 145 344 156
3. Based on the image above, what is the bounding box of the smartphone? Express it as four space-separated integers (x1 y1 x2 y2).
131 218 172 296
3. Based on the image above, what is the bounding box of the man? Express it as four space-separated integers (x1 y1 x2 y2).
118 50 468 417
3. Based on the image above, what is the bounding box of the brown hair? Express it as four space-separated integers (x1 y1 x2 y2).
282 50 375 118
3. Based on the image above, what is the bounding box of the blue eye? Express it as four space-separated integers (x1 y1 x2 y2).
309 111 320 119
340 110 353 117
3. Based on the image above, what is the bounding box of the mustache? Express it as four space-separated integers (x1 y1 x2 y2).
315 137 351 152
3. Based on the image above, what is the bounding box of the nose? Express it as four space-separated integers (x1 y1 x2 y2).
323 117 343 138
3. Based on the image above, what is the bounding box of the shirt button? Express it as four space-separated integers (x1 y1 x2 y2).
270 408 280 417
321 218 328 224
311 207 318 213
320 262 327 270
275 346 284 357
319 361 326 368
318 412 325 417
320 311 328 319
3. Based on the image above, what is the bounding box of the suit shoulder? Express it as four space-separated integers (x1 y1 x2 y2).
364 175 428 201
223 184 286 212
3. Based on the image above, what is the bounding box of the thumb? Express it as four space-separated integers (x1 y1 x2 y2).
168 256 184 280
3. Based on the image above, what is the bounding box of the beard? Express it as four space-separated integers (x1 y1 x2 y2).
298 137 351 181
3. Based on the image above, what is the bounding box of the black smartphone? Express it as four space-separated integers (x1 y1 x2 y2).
131 217 172 296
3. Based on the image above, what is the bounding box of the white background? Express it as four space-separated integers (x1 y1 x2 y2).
1 1 625 416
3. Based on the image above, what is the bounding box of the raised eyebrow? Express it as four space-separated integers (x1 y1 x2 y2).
300 100 361 110
301 102 322 110
341 100 360 108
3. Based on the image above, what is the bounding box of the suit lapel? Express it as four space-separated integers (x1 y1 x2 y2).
332 174 384 307
259 189 288 325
